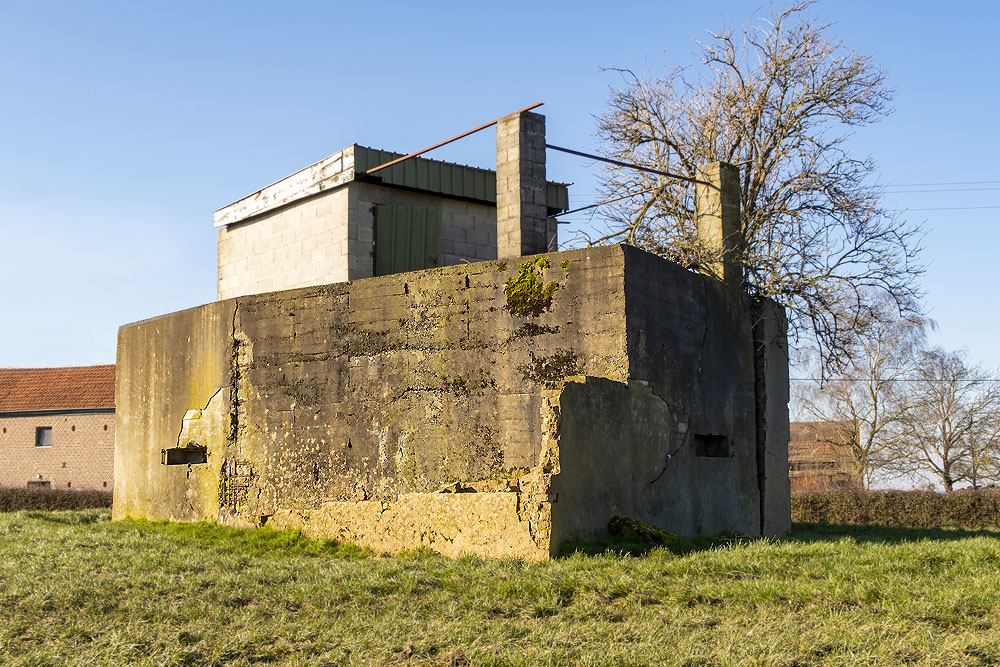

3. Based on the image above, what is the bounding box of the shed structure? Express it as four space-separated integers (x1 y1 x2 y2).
215 144 569 300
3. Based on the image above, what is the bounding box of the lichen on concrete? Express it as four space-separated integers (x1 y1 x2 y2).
518 349 581 386
504 257 561 317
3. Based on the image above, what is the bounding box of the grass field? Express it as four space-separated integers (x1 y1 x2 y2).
1 511 999 665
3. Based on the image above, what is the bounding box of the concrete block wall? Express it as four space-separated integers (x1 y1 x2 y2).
0 412 115 491
217 188 351 300
496 111 554 257
218 182 500 297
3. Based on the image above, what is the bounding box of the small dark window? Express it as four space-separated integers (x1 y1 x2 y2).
103 425 108 431
103 481 107 488
67 481 71 488
161 444 208 465
71 425 76 432
694 434 730 458
35 427 53 447
2 427 6 433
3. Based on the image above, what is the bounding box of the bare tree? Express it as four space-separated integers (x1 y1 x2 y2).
893 349 1000 492
589 2 923 365
966 418 1000 490
797 294 928 488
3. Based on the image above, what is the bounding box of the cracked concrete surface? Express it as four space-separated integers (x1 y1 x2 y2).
113 245 790 558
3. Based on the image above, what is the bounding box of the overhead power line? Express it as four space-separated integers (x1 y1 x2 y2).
897 206 1000 212
886 180 1000 187
885 186 1000 194
791 378 1000 383
550 186 660 220
545 144 715 188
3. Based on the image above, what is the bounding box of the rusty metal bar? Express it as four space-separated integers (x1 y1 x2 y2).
545 144 715 188
365 101 544 175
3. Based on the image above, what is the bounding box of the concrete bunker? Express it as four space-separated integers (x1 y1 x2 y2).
114 107 790 559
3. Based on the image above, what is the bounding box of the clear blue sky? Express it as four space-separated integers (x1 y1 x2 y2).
2 1 998 369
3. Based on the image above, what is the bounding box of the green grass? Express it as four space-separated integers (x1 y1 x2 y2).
2 512 1000 665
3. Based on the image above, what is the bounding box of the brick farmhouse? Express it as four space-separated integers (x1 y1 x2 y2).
0 365 115 491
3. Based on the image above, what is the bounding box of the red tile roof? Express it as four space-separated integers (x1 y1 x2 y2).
0 365 116 412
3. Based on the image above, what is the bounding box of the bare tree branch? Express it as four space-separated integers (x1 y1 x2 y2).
797 292 929 488
591 2 924 367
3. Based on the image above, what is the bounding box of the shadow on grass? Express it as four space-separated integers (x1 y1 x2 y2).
21 509 110 525
560 533 745 558
787 522 1000 544
560 522 1000 558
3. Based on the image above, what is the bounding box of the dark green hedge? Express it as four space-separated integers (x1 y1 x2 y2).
0 488 113 512
792 489 1000 530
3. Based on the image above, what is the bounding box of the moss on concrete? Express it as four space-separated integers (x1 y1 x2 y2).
519 349 581 385
504 258 561 317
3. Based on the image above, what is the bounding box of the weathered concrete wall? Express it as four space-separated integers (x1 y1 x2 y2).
119 247 627 556
754 298 792 535
116 244 788 557
113 300 234 521
0 412 114 491
546 246 765 542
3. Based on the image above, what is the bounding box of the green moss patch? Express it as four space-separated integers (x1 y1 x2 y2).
504 258 561 317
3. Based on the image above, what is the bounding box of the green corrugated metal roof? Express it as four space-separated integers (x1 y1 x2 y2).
354 145 569 212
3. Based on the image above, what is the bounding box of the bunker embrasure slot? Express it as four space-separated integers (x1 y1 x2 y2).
161 443 208 465
694 434 730 458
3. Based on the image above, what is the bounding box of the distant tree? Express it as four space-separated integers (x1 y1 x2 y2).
797 294 928 488
589 1 923 366
893 349 1000 492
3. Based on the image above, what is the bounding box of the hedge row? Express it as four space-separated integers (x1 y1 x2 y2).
0 488 113 512
792 489 1000 530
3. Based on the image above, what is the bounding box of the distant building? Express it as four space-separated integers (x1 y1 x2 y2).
789 422 863 493
0 365 115 491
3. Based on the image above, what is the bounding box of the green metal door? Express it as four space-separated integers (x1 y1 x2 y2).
374 205 442 276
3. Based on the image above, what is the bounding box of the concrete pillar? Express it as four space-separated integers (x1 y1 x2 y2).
695 161 742 287
496 111 552 257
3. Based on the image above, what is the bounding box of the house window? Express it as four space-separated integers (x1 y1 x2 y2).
35 427 53 448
